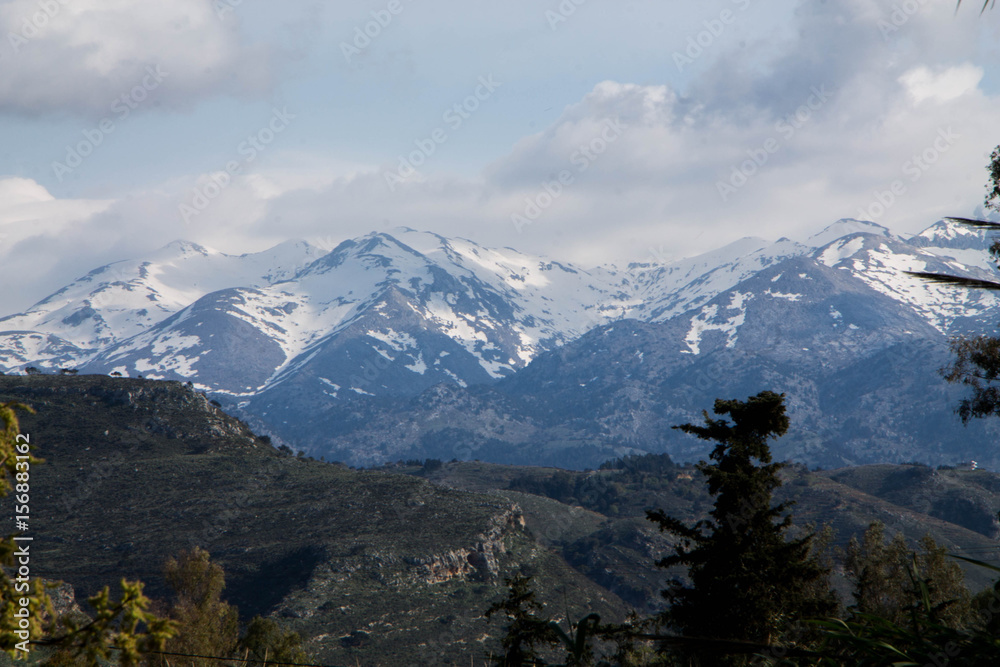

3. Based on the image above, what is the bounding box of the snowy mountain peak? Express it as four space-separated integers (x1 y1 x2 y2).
905 219 997 273
805 219 892 248
301 232 427 277
153 239 216 259
251 238 320 257
912 218 990 250
6 219 1000 403
0 237 329 359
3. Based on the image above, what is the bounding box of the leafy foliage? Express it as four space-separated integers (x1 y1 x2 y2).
237 616 310 666
157 547 240 667
986 145 1000 212
943 334 1000 421
844 522 972 630
44 581 176 667
811 557 1000 666
0 401 37 495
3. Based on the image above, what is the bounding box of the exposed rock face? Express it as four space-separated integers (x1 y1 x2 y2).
46 581 83 619
408 506 525 583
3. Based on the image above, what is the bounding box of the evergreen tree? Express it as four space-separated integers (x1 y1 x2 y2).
646 391 837 665
485 574 559 666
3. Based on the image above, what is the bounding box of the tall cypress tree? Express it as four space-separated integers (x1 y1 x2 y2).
647 391 837 665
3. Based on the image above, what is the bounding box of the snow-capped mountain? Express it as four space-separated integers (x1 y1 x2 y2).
2 229 636 394
0 239 326 365
3 218 1000 468
812 224 1000 333
627 236 810 322
287 220 1000 469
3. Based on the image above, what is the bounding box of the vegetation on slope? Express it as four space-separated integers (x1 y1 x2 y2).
0 375 631 665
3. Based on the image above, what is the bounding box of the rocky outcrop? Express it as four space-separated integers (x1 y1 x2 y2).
46 581 84 620
407 506 524 583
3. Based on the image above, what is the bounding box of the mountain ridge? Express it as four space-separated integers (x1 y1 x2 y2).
4 218 1000 468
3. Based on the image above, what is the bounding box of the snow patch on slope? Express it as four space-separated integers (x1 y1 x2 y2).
683 291 752 355
819 237 866 266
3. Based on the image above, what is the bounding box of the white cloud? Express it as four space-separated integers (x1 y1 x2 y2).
250 62 999 265
899 65 984 104
6 57 1000 315
4 0 1000 318
0 177 54 205
0 0 274 116
0 177 112 241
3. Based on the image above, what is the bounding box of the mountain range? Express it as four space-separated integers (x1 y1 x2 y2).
4 218 1000 468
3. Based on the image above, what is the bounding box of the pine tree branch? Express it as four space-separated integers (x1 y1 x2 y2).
903 271 1000 290
942 216 1000 228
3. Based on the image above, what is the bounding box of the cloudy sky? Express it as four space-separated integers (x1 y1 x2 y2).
1 0 999 314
